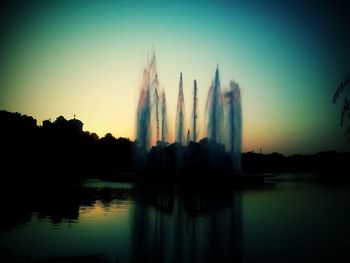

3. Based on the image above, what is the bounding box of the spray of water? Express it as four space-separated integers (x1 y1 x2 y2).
231 81 242 171
224 81 242 171
192 80 198 142
175 73 185 145
136 69 151 152
136 54 243 173
161 88 168 143
136 52 159 150
154 74 160 142
206 65 223 143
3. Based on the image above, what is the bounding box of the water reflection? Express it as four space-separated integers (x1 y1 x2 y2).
131 186 243 263
0 180 245 262
3 180 134 225
1 176 349 262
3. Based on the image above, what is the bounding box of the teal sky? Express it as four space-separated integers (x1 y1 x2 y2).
0 0 349 154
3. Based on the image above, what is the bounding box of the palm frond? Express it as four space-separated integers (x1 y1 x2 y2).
340 98 350 126
333 73 350 103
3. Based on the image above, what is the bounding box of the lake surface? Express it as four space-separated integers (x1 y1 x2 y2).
1 174 349 262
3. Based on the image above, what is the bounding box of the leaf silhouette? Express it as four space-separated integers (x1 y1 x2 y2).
333 72 350 141
340 98 350 125
333 73 350 103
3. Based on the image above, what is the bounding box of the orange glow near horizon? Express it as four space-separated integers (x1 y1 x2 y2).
1 0 349 155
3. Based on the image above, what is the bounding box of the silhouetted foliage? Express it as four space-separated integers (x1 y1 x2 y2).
242 150 349 175
0 110 133 179
1 110 349 183
333 73 350 141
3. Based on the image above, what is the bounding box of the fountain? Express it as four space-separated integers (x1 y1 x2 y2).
161 89 168 143
206 65 224 144
175 73 185 145
192 79 198 142
136 54 242 174
225 81 242 172
153 74 160 142
136 69 151 153
136 52 165 151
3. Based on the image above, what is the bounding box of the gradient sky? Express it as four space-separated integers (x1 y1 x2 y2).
1 0 349 154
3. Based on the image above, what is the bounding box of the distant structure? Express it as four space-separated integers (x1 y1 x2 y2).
42 115 83 132
68 115 83 132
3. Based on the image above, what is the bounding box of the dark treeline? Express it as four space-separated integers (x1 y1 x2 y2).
1 110 349 181
242 151 349 175
0 110 133 180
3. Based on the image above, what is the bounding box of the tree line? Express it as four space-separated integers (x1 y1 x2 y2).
0 110 349 181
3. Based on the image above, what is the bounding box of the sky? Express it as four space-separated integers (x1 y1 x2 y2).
0 0 350 155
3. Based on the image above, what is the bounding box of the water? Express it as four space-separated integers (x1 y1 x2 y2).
136 68 151 152
154 74 160 142
206 65 223 144
1 174 349 263
225 81 242 171
136 52 166 150
136 52 159 151
136 54 243 172
176 72 185 145
161 89 168 143
192 79 198 142
136 54 242 149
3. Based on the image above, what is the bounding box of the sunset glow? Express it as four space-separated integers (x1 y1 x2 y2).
1 0 349 154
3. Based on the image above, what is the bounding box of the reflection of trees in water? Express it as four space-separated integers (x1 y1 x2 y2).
0 184 130 228
2 183 243 262
131 186 243 263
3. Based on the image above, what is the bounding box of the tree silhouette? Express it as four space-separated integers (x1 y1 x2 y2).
333 73 350 140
